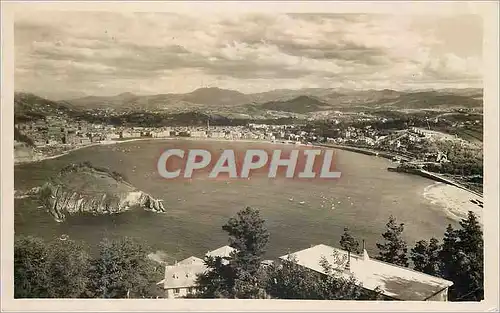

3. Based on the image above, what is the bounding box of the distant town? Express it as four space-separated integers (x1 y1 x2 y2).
14 96 483 196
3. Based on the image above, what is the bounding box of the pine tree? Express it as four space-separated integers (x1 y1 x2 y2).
376 215 409 267
14 236 50 298
410 240 428 272
410 238 440 276
196 207 270 299
222 207 270 270
339 227 360 254
87 237 162 298
439 212 484 301
45 239 91 298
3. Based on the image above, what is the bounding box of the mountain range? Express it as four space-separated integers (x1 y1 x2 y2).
15 87 483 119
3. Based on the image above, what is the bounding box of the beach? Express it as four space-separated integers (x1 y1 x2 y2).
15 137 484 228
15 139 459 258
423 182 483 224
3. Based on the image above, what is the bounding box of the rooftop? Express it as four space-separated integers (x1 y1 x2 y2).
160 246 237 290
280 244 453 301
160 256 207 290
206 245 236 258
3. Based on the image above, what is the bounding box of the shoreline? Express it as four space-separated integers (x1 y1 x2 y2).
14 137 287 166
14 137 483 227
423 182 483 224
15 137 483 199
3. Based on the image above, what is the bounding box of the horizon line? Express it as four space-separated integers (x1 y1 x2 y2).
14 85 485 101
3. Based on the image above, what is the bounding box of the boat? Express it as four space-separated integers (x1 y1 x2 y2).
299 201 305 205
59 234 69 241
289 198 294 202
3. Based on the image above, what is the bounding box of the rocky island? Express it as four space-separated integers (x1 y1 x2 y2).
17 162 166 222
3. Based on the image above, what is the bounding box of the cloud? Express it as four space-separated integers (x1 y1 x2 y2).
14 11 482 99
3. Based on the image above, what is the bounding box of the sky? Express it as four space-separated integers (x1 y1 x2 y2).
14 11 483 100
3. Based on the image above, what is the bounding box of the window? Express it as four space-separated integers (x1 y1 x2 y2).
174 288 180 294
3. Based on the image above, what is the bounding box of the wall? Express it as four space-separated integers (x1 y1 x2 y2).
426 288 449 301
165 287 197 299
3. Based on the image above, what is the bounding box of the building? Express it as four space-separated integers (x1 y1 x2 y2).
158 245 237 299
120 130 141 139
159 256 206 299
106 133 120 140
152 130 171 138
279 244 453 301
208 131 226 139
190 131 208 138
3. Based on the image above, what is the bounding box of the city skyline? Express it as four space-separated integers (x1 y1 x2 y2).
15 12 483 100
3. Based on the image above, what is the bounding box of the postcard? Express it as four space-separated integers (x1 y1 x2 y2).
1 1 498 312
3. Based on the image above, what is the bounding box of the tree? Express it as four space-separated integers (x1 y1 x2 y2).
410 238 440 276
439 224 458 278
196 207 270 299
222 207 270 275
14 236 50 298
339 227 360 254
376 215 409 267
45 239 91 298
265 255 381 300
265 255 321 299
87 237 162 298
194 255 237 298
439 212 483 301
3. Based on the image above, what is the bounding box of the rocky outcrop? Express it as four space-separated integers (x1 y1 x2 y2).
26 162 167 222
38 183 166 222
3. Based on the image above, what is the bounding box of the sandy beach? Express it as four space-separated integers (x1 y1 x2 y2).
16 137 484 226
423 182 483 224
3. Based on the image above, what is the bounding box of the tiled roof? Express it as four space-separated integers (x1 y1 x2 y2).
280 244 453 301
163 259 207 289
205 245 236 258
161 246 237 290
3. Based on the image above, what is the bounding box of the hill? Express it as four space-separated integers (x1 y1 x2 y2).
14 92 73 122
16 87 484 119
63 87 252 111
259 95 332 113
181 87 252 106
35 162 167 222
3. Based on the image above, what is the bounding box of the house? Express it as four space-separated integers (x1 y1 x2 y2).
106 133 120 140
158 245 237 299
208 131 226 139
206 245 236 259
158 256 206 299
151 130 171 138
120 130 141 139
190 131 208 138
279 244 453 301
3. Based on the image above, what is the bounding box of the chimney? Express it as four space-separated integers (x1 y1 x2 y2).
362 240 370 261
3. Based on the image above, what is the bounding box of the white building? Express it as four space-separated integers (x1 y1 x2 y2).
158 245 237 299
106 133 120 140
280 244 453 301
190 131 208 138
209 131 226 139
152 130 171 138
121 130 141 138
